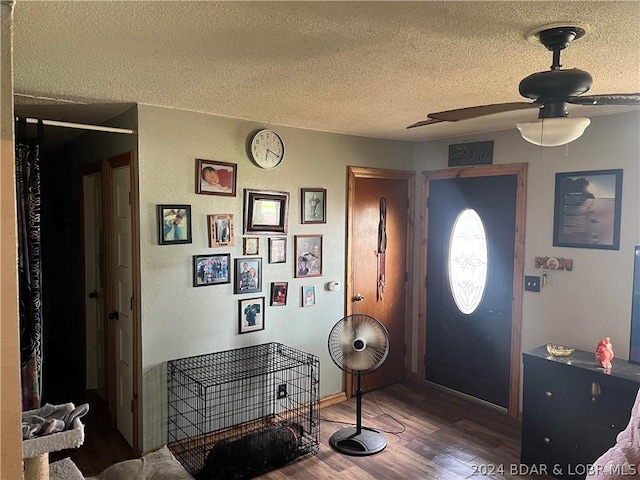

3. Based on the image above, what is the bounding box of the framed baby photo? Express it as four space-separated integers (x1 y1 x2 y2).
301 188 326 224
302 285 316 307
234 257 262 294
208 214 234 247
243 237 260 255
270 282 288 306
294 235 322 278
193 254 230 287
196 159 237 197
239 297 265 334
268 237 287 264
158 205 192 245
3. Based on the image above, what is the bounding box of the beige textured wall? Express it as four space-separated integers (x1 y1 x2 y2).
1 1 23 478
136 104 415 450
413 111 640 369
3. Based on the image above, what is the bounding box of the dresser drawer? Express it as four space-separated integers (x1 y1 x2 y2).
523 357 589 422
521 417 580 474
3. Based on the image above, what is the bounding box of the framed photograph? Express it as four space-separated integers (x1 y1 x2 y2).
234 257 262 294
301 188 326 224
270 282 288 306
243 237 259 255
193 254 230 287
268 237 287 264
294 235 322 278
157 205 192 245
553 169 623 250
302 285 316 307
243 189 290 235
208 214 234 247
239 297 265 334
196 159 237 196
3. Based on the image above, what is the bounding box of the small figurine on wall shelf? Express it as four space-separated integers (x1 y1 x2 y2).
595 337 614 369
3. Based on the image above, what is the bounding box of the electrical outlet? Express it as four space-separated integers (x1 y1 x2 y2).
524 275 541 292
277 384 287 399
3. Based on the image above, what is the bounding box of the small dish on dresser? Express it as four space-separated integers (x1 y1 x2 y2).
546 343 575 357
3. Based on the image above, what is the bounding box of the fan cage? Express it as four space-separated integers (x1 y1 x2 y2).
328 314 390 375
167 343 319 479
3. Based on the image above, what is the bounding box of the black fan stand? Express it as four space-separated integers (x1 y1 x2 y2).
329 373 387 456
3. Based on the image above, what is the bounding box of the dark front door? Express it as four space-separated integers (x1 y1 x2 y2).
426 175 517 408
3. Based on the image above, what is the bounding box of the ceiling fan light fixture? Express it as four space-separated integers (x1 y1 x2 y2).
516 117 591 147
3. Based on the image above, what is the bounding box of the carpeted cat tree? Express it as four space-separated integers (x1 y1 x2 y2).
22 403 86 480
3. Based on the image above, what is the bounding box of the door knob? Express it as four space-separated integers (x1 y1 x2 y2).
108 311 119 320
353 294 364 302
88 290 99 299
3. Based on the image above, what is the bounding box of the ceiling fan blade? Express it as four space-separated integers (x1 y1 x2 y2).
567 93 640 106
406 118 445 129
427 102 540 122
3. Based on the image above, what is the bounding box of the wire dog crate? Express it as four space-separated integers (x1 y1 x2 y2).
167 343 320 479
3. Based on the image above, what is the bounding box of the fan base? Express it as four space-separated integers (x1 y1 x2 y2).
329 427 387 456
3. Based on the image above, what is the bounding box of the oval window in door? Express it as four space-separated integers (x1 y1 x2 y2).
448 208 488 315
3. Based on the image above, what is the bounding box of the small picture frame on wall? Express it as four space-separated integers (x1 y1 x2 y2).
301 188 326 224
270 282 288 306
234 257 262 294
268 237 287 264
158 205 192 245
243 237 260 255
302 285 316 307
294 235 322 278
239 297 265 334
196 159 237 196
553 169 622 250
193 254 230 287
208 214 234 247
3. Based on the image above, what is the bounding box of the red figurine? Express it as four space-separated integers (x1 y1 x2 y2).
595 337 614 369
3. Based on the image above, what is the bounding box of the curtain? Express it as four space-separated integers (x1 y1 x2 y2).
15 119 44 410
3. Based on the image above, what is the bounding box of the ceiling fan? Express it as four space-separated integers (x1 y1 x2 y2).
407 25 640 146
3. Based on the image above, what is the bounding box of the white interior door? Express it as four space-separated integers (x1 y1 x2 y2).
82 172 104 394
111 165 134 446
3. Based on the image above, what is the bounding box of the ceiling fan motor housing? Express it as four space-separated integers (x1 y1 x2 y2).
519 69 593 102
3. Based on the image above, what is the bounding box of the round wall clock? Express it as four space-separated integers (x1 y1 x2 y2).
249 129 285 169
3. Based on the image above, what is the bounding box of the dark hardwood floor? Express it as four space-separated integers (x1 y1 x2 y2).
49 390 136 476
51 382 539 479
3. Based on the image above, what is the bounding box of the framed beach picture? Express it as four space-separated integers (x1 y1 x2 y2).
294 235 322 278
301 188 326 224
193 254 230 287
196 159 237 196
239 297 265 334
208 214 234 247
270 282 288 306
234 257 262 294
157 205 192 245
553 169 622 250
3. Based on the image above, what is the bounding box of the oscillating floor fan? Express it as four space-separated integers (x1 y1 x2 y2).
327 314 390 456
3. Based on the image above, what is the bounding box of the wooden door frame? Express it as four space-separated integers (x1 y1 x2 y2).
346 166 415 397
418 163 527 419
104 151 140 453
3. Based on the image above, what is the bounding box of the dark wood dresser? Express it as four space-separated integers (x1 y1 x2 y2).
521 345 640 478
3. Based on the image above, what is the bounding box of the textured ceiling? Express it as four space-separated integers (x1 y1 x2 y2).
12 1 640 144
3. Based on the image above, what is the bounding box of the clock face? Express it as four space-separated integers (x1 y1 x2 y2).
250 130 284 169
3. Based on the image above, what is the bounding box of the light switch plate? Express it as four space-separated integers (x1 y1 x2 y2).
524 275 541 292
